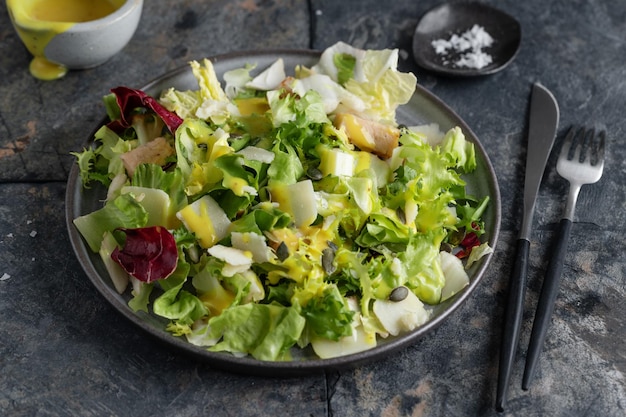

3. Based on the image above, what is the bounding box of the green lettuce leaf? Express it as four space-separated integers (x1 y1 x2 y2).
131 113 166 146
223 64 255 99
334 53 357 85
103 92 122 122
132 164 187 214
466 242 494 268
128 281 153 313
440 127 477 172
71 125 132 188
398 230 446 304
174 119 233 195
153 266 208 326
71 147 106 188
153 287 208 324
213 153 259 197
299 284 355 341
96 125 133 178
191 59 228 103
229 202 292 236
343 47 417 123
267 142 304 185
455 195 490 235
73 193 148 252
207 303 306 361
159 88 202 120
267 89 329 128
355 212 411 251
397 137 464 203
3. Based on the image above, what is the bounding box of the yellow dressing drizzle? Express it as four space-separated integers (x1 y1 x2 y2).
28 56 68 81
178 200 218 249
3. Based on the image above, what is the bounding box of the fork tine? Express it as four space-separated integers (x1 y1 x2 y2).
583 128 597 163
560 126 576 159
573 127 589 162
595 130 606 168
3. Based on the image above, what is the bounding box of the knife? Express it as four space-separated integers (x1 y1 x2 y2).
495 83 559 412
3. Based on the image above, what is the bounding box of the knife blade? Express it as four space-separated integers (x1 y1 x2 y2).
495 83 559 412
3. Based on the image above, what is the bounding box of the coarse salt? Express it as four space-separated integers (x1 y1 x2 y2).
1 273 10 281
456 50 493 69
431 24 495 69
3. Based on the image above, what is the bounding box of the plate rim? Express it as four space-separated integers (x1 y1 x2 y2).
65 48 501 376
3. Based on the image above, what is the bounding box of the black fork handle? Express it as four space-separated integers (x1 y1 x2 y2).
522 218 573 389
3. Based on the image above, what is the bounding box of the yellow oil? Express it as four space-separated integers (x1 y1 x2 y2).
29 0 121 23
6 0 125 80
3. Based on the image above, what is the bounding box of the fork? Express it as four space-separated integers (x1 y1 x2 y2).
522 126 606 389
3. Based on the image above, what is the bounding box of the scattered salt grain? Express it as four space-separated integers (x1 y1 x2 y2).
6 233 13 238
29 230 37 238
431 24 495 69
1 273 10 281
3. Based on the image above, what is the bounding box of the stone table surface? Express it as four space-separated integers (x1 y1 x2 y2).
1 0 624 416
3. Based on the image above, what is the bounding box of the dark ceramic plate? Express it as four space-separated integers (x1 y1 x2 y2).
66 50 501 376
413 2 521 77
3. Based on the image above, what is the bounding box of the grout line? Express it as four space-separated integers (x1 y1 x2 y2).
307 0 316 50
0 179 68 185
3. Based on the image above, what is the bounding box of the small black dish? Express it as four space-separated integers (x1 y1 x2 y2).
413 2 521 77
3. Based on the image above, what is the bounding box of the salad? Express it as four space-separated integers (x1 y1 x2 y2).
72 42 492 361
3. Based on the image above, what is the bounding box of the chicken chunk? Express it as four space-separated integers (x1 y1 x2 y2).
120 137 174 177
333 113 400 159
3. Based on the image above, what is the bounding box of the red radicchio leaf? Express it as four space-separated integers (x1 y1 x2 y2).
107 86 183 134
111 226 178 283
461 232 480 249
455 232 481 259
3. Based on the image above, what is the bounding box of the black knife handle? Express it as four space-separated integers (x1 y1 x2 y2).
522 218 573 390
496 238 530 412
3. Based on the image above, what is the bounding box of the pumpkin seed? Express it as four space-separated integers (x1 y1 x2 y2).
322 248 336 275
389 286 409 302
276 241 289 262
448 229 466 246
440 242 454 253
396 207 406 224
306 167 323 181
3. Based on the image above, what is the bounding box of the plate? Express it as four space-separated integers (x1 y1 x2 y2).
66 50 501 376
412 2 521 77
